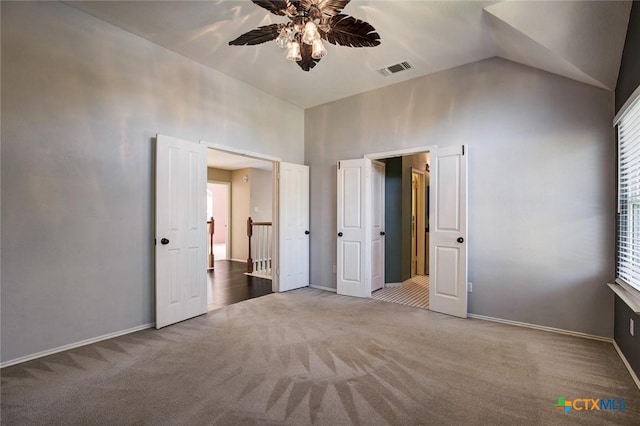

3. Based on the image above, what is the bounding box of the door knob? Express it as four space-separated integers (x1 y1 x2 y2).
457 237 464 243
380 231 385 236
161 238 170 245
305 230 310 235
338 232 343 237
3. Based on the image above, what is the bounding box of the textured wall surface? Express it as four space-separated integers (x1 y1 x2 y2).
1 2 303 363
305 58 615 337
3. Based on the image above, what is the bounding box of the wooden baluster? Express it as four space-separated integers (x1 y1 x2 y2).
247 217 253 273
208 217 215 268
267 226 271 273
256 226 260 274
260 225 264 274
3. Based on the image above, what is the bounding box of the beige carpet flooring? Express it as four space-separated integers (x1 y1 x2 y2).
372 275 429 309
2 288 639 425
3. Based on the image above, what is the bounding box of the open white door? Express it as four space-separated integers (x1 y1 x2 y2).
278 162 310 292
155 134 207 328
337 159 371 298
371 160 385 292
429 145 468 318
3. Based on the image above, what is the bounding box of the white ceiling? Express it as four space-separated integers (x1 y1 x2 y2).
67 1 632 109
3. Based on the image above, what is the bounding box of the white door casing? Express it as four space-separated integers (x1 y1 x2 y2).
412 169 426 276
278 162 310 292
155 134 208 328
429 145 468 318
371 161 385 292
337 159 371 298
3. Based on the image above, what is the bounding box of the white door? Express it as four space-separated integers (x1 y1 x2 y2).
337 159 371 298
371 161 385 292
278 162 310 292
155 134 208 328
429 145 468 318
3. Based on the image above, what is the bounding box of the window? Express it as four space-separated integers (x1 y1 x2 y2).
617 95 640 295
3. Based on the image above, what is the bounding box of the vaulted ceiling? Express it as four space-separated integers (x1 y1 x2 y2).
67 1 632 108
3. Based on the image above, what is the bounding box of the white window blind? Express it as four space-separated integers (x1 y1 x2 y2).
617 96 640 293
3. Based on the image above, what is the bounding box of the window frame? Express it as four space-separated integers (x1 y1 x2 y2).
615 87 640 310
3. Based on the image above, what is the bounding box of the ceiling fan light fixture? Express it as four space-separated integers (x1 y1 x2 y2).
275 27 289 49
286 41 302 62
312 39 327 59
302 20 320 45
229 0 381 72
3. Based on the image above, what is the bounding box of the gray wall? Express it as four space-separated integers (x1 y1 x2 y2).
249 168 273 223
305 57 616 337
1 2 303 363
614 0 640 378
230 169 251 261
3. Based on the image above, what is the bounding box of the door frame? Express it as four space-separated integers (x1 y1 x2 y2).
207 180 231 262
411 168 426 276
371 160 386 292
200 141 282 292
364 147 436 290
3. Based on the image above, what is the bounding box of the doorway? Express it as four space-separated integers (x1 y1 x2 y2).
202 141 311 296
370 154 430 310
205 148 275 310
336 145 468 318
154 134 311 328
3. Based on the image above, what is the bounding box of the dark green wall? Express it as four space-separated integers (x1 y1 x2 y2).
614 1 640 379
384 157 403 283
616 2 640 113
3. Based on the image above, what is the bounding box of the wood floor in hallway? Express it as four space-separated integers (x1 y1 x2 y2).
207 260 272 311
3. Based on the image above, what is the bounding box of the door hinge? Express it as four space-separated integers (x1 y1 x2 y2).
338 161 341 170
154 238 156 245
462 146 465 156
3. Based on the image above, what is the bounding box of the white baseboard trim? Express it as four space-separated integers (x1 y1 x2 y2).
384 282 402 288
467 314 640 391
229 258 247 263
309 284 337 293
467 314 612 343
612 340 640 391
0 323 155 369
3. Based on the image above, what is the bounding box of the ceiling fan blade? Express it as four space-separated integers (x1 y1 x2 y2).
229 24 281 46
323 14 380 48
296 42 321 71
299 0 350 18
251 0 293 16
317 0 351 18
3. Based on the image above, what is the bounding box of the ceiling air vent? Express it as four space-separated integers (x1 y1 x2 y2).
377 61 413 77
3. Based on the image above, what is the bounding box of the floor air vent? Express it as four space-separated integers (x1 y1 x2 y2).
377 61 413 77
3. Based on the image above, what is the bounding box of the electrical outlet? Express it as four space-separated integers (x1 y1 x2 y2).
467 282 472 292
332 265 336 273
631 318 635 337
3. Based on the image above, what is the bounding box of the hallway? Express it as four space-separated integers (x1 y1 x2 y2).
207 260 272 311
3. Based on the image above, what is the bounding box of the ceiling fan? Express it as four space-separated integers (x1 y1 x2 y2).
229 0 381 71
